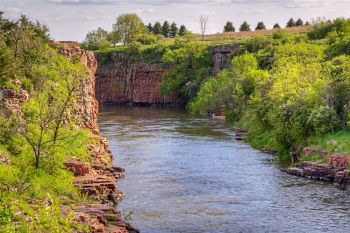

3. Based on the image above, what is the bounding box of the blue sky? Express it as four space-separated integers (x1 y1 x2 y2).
1 0 350 41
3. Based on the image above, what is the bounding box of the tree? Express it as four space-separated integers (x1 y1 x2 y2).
81 27 110 50
162 21 170 37
273 23 281 29
146 23 153 33
296 18 304 26
179 25 187 36
239 21 251 31
21 48 87 169
198 15 209 40
112 13 145 45
255 21 266 30
153 22 162 35
286 18 296 27
170 22 179 37
327 56 350 129
224 21 235 32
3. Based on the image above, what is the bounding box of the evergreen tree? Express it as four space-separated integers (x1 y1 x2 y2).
179 25 187 36
273 23 281 29
153 22 162 35
224 21 235 32
147 23 153 33
239 21 251 32
162 21 170 37
286 18 296 27
296 18 304 26
255 21 266 30
305 21 310 26
170 22 179 37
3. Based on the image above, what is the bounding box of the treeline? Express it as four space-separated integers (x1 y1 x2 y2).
223 18 308 32
82 13 190 50
0 12 91 231
146 21 188 37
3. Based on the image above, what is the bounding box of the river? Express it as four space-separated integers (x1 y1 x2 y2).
98 106 350 233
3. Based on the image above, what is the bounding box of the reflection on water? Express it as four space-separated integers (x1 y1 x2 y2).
98 106 350 233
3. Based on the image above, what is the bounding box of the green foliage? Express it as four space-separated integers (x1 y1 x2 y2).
239 21 251 32
81 27 110 50
296 18 304 26
136 33 160 45
190 54 268 117
170 22 179 38
0 14 96 231
161 40 212 101
286 18 296 28
153 22 162 35
273 23 281 29
255 22 266 31
224 21 235 32
306 105 339 135
308 130 350 155
307 18 350 40
325 55 350 128
179 25 188 36
162 21 170 37
112 13 145 45
326 37 350 58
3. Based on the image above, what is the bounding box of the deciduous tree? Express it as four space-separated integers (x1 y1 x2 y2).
112 13 145 45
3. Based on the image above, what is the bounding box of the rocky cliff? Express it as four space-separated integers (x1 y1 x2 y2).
95 52 182 106
58 43 138 233
211 44 240 75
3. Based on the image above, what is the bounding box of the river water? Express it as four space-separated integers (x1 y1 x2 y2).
98 106 350 233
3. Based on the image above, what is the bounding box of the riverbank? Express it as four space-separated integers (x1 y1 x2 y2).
98 106 350 232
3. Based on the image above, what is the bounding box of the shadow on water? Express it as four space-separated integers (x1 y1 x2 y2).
98 106 350 233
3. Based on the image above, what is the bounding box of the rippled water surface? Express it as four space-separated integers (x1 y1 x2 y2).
98 106 350 233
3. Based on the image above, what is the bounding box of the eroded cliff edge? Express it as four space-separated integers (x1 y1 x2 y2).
58 43 138 233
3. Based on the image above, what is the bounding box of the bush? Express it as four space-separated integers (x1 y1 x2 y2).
307 105 339 135
136 33 158 45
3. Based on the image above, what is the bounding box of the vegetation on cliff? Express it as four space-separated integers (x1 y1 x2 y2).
190 18 350 164
0 13 102 232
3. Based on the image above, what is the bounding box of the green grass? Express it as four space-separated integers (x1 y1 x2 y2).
307 130 350 155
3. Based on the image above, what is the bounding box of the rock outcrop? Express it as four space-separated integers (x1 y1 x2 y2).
95 52 182 106
211 44 240 75
285 146 350 190
58 43 137 233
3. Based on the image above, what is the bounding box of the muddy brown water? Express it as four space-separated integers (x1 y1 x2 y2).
98 106 350 233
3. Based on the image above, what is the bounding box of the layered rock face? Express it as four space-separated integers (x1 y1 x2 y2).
58 43 137 233
95 52 182 106
212 44 240 75
285 146 350 190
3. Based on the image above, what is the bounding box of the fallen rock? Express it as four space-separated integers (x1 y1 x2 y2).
64 159 94 176
329 154 349 169
285 167 304 177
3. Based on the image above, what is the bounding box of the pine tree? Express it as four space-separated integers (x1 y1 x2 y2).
153 22 162 35
296 18 304 26
146 23 153 33
224 21 235 32
255 21 266 30
170 22 179 37
273 23 281 29
179 25 187 36
239 21 251 32
286 18 296 27
162 21 170 37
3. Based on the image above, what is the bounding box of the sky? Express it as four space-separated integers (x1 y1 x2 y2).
1 0 350 41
